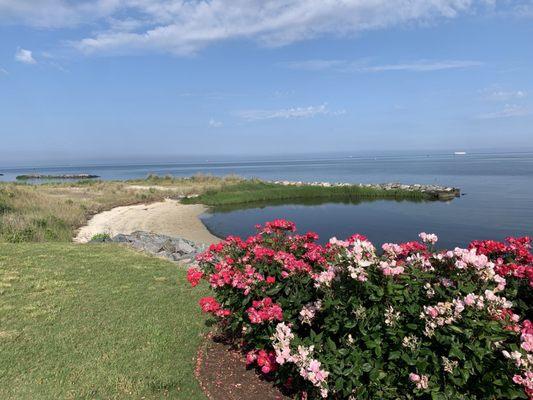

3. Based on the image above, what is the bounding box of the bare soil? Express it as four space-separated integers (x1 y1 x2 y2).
196 334 292 400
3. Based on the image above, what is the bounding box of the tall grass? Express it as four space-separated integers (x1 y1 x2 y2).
0 175 428 243
127 173 245 193
180 181 427 206
0 175 248 243
0 183 158 242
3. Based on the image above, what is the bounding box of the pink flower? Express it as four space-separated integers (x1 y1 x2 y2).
419 232 438 245
426 306 439 318
246 351 257 365
266 276 276 284
464 293 476 306
521 333 533 352
410 373 429 389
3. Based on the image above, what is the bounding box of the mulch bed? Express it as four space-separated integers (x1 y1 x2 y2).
195 333 292 400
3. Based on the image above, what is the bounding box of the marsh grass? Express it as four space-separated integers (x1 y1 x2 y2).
181 181 426 206
0 175 242 243
0 182 164 242
0 243 208 399
0 175 424 242
127 173 245 193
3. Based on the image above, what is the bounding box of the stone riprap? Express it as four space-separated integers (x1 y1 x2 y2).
16 173 100 180
268 180 460 200
91 231 206 265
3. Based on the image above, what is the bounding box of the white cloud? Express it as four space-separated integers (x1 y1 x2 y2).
208 119 223 128
358 60 483 72
0 0 496 56
237 104 345 121
0 67 8 75
482 89 527 101
281 59 483 72
0 0 123 28
478 104 531 119
14 48 36 64
281 59 346 71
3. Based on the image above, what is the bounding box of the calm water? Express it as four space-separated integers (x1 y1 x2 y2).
2 152 532 248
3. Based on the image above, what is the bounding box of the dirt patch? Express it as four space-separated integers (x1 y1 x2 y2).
196 334 291 400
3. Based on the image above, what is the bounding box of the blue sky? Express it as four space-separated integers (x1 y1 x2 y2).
0 1 532 165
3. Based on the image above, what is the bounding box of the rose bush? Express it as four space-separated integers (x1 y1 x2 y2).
188 220 533 399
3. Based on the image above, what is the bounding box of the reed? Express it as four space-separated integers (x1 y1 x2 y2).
180 181 427 206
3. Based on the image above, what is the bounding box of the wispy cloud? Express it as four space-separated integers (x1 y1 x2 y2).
481 89 527 101
477 104 532 119
237 104 345 121
0 67 8 75
359 60 483 72
281 59 483 73
0 0 497 56
14 48 36 64
281 59 346 71
208 119 223 128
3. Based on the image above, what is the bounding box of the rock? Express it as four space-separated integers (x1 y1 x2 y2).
16 173 99 180
264 179 460 201
109 231 204 266
113 233 130 243
175 239 195 254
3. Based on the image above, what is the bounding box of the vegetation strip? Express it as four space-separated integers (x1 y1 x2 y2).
180 180 448 206
15 174 100 180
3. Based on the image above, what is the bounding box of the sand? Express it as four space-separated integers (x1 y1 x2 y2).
74 199 220 245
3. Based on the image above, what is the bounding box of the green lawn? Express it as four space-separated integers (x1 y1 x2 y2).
0 243 207 399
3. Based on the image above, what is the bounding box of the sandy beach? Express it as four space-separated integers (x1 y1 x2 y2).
74 198 220 244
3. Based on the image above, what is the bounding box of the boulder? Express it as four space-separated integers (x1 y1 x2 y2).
109 231 204 266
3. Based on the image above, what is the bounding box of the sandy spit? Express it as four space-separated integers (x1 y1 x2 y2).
74 199 220 245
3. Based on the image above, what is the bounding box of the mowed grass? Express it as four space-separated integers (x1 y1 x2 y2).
0 243 208 399
181 181 426 206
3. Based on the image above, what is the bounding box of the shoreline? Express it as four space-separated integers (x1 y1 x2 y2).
74 199 220 245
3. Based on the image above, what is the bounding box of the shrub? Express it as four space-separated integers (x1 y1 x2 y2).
90 233 112 242
189 220 533 399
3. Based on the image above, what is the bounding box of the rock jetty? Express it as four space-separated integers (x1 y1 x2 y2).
16 173 100 180
91 231 206 265
269 180 460 201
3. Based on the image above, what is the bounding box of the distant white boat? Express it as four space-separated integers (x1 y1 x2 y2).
454 151 467 155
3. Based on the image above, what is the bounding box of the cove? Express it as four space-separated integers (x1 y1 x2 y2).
200 196 533 249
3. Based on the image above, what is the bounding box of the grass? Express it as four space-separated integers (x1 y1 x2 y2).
0 243 208 399
0 175 243 243
127 173 244 189
181 180 427 206
0 174 427 243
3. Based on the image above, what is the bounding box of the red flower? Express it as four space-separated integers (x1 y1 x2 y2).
266 276 276 284
199 297 220 313
256 349 278 374
198 297 231 317
246 297 283 324
398 241 426 257
187 268 203 287
262 219 296 233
